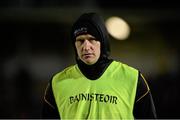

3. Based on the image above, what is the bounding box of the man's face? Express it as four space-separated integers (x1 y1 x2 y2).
75 34 101 65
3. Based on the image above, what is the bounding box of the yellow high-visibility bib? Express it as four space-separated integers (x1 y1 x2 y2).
52 61 138 119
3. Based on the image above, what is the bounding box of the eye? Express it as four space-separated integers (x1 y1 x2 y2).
76 39 84 44
88 37 97 44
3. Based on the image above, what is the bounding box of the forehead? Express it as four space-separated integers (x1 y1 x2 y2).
76 34 95 40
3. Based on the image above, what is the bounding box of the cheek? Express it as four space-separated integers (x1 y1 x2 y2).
75 45 81 55
75 44 79 51
97 44 101 53
98 48 101 55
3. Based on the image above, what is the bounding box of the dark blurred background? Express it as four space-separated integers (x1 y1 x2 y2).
0 0 180 118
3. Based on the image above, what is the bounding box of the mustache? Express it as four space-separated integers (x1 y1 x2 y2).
82 53 94 56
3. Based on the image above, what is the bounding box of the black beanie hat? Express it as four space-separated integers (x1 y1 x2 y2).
73 21 101 43
71 12 110 58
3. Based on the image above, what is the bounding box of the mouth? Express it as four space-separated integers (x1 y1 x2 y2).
82 53 94 58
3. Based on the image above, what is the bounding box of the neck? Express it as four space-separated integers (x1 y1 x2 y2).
77 57 113 80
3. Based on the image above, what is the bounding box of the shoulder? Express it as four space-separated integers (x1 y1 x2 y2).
113 61 137 70
113 61 138 75
52 65 76 83
109 61 139 83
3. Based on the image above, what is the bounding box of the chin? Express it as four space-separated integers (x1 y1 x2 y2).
81 58 97 65
85 62 94 65
83 60 96 65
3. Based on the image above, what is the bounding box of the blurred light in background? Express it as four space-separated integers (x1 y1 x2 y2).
105 16 130 40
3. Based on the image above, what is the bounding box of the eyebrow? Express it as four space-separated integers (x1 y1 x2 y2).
76 35 96 40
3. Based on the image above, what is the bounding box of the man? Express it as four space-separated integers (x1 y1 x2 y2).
41 12 157 119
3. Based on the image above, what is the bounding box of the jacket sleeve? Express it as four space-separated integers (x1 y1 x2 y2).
133 72 157 119
41 80 60 119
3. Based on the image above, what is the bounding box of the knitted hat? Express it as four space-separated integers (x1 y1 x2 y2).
73 21 101 42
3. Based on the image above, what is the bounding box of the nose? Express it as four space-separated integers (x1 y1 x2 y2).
82 39 92 51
